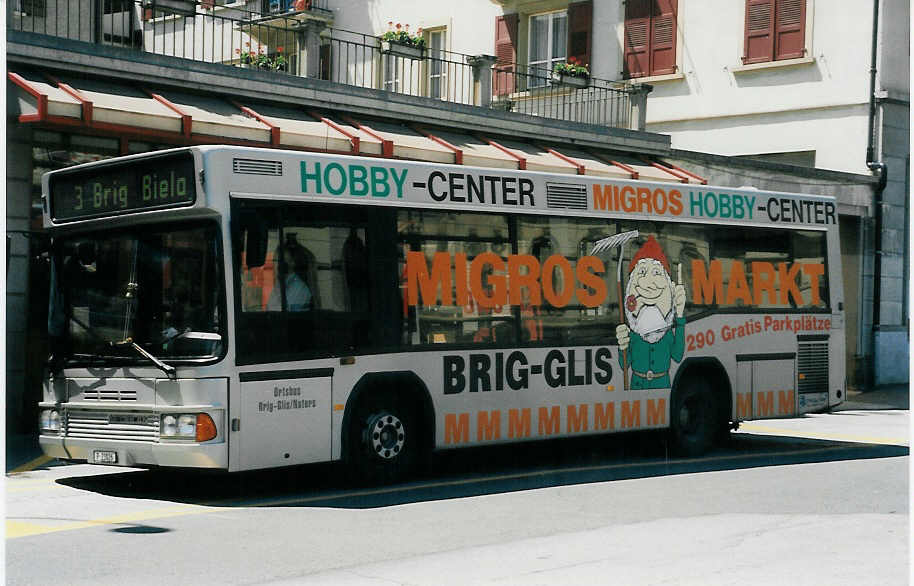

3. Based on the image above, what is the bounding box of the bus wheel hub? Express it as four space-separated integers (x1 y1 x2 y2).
367 413 405 460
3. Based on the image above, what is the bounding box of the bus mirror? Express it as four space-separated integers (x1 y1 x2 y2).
238 211 268 268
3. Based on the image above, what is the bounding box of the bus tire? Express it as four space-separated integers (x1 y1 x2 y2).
669 377 717 457
348 391 418 485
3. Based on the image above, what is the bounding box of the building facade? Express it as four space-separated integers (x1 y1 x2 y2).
480 0 909 386
5 0 899 433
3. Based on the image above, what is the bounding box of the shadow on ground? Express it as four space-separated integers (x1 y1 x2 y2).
55 431 908 509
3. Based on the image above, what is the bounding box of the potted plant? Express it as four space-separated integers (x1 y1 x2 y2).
236 44 287 71
270 47 288 72
551 57 590 88
380 22 426 60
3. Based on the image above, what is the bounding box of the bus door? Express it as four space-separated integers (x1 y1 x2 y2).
736 353 797 420
237 371 332 470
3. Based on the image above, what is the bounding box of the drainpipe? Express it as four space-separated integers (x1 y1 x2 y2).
866 0 887 385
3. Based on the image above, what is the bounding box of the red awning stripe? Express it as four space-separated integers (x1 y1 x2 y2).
145 90 192 138
8 72 49 122
307 111 360 154
340 115 393 158
541 145 586 175
45 75 94 124
609 160 639 179
644 158 690 183
232 101 280 146
477 136 526 170
412 125 463 165
663 161 707 185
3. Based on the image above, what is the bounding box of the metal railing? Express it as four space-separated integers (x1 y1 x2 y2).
9 0 639 129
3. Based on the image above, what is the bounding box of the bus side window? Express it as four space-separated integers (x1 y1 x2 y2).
241 229 280 312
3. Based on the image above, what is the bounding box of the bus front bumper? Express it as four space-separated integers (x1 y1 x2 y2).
39 435 227 469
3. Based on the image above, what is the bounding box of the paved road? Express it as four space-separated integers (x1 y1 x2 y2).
5 409 909 585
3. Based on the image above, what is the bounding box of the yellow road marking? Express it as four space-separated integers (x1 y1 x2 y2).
6 479 59 493
6 505 212 539
8 455 55 475
739 423 909 446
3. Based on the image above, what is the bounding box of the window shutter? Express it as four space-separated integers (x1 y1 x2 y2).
623 0 651 78
743 0 775 64
567 1 592 70
775 0 806 60
650 0 677 75
494 14 518 96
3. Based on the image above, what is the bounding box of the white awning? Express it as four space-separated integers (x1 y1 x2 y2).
8 68 706 184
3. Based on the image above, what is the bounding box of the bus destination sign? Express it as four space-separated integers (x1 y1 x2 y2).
49 151 196 222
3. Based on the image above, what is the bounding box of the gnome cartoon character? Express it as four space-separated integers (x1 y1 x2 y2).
615 235 686 390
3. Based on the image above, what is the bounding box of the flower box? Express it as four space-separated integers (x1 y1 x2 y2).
551 72 590 88
380 41 425 60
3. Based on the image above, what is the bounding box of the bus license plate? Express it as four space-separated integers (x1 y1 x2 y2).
93 450 117 464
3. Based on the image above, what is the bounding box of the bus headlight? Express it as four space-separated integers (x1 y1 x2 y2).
39 409 61 433
177 415 196 436
161 415 179 437
160 413 217 442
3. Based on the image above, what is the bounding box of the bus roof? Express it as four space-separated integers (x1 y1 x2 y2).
44 145 838 231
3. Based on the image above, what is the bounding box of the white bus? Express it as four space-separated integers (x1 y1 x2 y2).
38 145 845 481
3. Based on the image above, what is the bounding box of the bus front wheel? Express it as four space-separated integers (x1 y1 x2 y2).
349 393 418 484
669 378 717 457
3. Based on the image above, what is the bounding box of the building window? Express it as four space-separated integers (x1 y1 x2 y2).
623 0 678 79
427 29 447 100
13 0 46 17
743 0 807 64
528 10 567 86
494 2 591 96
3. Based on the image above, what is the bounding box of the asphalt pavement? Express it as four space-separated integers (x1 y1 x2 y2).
5 384 909 473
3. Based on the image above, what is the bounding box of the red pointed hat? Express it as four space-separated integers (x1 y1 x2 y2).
628 235 670 274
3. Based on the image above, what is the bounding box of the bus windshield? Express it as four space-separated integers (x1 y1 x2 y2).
49 221 225 365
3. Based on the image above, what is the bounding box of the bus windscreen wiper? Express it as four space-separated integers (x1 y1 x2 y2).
110 338 176 380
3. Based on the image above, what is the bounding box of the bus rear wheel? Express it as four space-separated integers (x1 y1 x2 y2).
669 378 717 457
349 393 418 485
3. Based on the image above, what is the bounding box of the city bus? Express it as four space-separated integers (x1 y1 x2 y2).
38 145 845 481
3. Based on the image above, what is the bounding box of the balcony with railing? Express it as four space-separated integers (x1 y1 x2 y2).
8 0 647 131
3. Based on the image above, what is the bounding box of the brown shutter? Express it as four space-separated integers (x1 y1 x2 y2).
494 14 518 96
567 0 593 69
743 0 775 64
650 0 677 75
623 0 651 78
775 0 806 60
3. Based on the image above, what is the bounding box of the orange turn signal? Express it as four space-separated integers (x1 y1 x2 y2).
196 413 217 442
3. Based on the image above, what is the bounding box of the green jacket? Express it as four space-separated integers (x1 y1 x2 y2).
618 317 686 390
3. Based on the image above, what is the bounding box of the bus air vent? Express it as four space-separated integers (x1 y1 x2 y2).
83 389 138 401
797 340 828 394
546 182 588 210
233 158 283 176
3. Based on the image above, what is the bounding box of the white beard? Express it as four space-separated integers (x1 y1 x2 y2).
629 304 674 343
